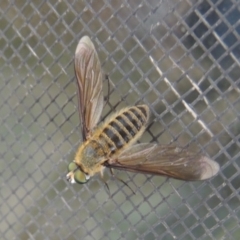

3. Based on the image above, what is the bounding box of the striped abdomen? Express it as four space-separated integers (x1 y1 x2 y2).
98 105 149 156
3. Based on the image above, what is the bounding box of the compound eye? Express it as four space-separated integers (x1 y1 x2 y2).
68 162 78 172
74 169 88 184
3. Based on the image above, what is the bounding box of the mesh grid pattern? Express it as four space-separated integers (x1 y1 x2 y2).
1 0 240 239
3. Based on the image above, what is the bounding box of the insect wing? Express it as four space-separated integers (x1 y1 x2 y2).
75 36 103 140
106 143 219 180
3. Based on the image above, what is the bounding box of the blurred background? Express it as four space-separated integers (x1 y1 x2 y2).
0 0 240 239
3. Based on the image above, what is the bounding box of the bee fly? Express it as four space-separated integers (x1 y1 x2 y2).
66 36 219 185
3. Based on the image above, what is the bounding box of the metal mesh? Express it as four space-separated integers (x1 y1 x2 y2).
1 0 240 239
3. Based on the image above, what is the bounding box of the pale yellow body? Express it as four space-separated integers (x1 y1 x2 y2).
74 105 149 177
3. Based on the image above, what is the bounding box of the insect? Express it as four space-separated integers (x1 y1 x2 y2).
66 36 219 185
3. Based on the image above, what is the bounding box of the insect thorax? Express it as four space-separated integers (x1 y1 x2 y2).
79 140 107 170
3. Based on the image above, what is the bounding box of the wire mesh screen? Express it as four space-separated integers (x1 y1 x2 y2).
1 0 240 239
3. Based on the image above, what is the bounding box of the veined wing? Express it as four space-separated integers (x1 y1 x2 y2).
105 143 219 180
75 36 103 141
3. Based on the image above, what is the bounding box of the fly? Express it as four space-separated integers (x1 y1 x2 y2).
66 36 219 186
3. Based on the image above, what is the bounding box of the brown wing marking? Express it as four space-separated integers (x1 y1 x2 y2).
75 36 103 140
105 143 219 180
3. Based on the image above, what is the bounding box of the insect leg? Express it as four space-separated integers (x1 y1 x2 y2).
100 168 110 195
109 168 135 195
103 74 111 107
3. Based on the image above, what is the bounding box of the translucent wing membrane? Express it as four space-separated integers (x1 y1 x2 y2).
71 36 219 186
75 36 103 141
105 143 219 180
